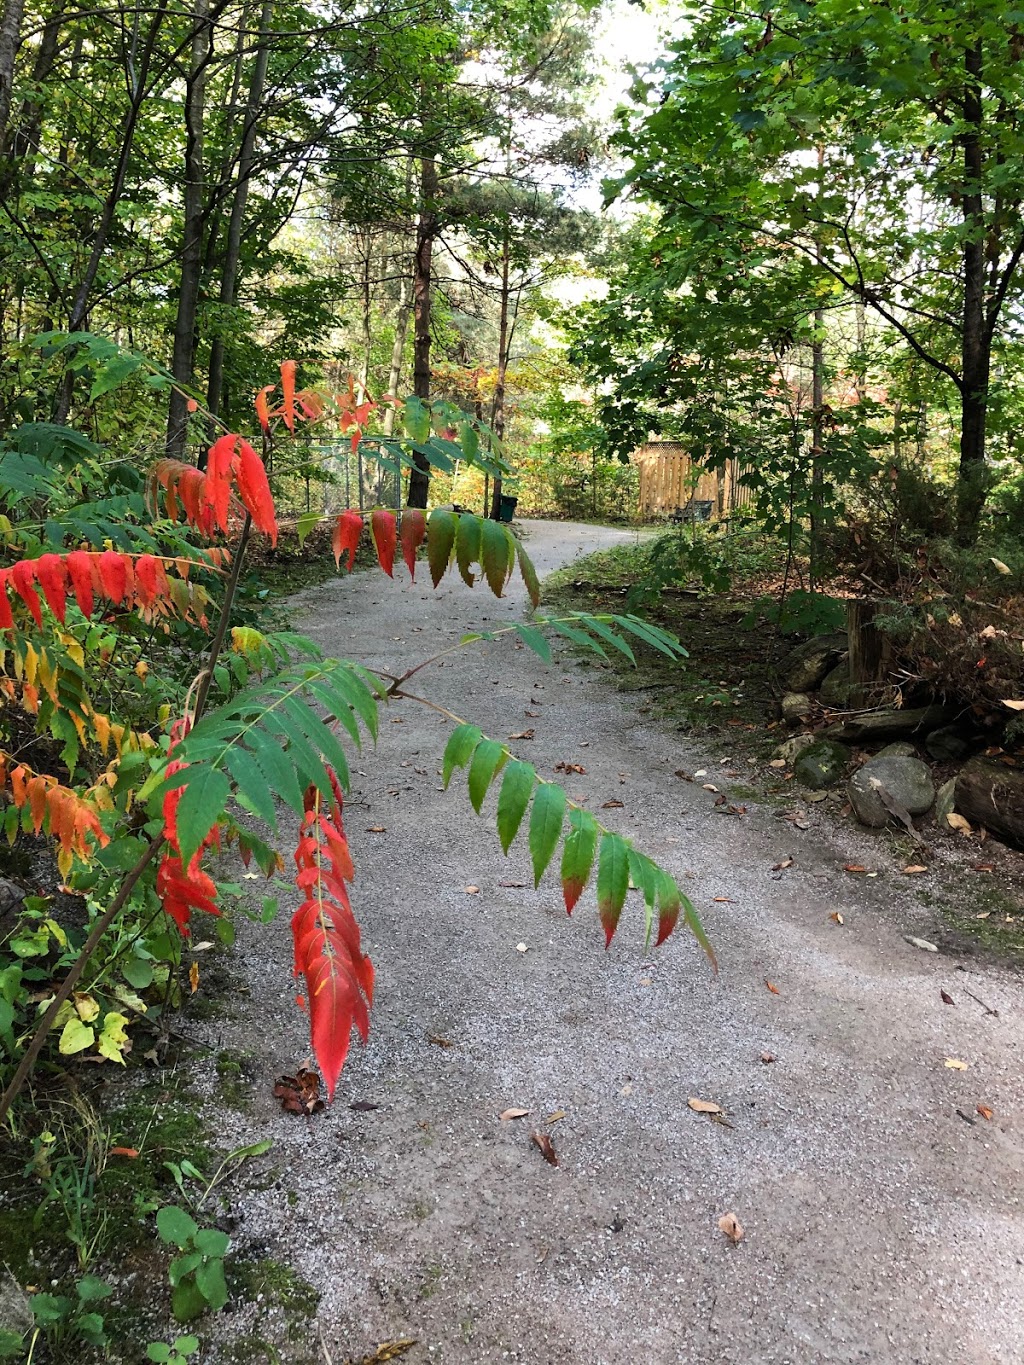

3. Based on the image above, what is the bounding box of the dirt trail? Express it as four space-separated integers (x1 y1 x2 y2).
202 520 1024 1365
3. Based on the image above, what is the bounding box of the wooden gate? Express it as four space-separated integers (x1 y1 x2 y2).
633 442 751 521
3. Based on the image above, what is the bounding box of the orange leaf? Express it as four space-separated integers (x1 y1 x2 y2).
977 1104 993 1121
280 360 297 432
109 1147 139 1158
234 438 278 545
204 435 238 534
765 979 780 994
255 385 274 434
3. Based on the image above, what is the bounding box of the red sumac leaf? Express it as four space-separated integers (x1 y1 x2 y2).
0 572 13 631
65 551 95 618
205 435 238 534
11 561 42 627
399 509 426 579
98 549 128 606
35 554 67 623
255 384 273 434
332 511 363 571
370 509 397 577
281 360 297 432
234 438 278 545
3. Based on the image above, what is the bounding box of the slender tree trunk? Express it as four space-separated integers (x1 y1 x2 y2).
382 270 411 437
407 148 437 508
957 39 989 543
809 144 826 581
205 0 272 426
167 0 211 459
0 0 25 143
488 227 511 521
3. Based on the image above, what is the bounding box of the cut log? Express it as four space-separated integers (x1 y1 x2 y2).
846 600 895 706
955 759 1024 849
821 705 953 744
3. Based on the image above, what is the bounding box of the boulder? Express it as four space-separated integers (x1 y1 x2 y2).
847 755 936 828
784 633 849 692
925 725 972 763
781 692 813 725
819 664 854 709
793 739 850 790
773 733 820 765
0 1269 32 1338
877 741 918 759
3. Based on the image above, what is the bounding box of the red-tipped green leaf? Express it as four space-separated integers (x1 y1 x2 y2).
561 808 598 914
369 510 397 576
399 509 426 579
516 540 541 608
426 509 457 587
596 832 630 948
332 511 363 571
455 513 482 587
528 782 565 887
480 518 514 598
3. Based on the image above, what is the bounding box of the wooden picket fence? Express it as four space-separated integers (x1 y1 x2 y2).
633 442 752 521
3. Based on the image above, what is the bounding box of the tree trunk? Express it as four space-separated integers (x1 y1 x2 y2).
955 759 1024 850
846 599 895 708
407 148 437 508
808 143 826 580
0 0 25 144
205 0 272 427
956 39 989 543
382 270 412 438
167 0 211 460
488 227 511 521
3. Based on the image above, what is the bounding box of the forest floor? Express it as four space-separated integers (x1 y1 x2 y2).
193 519 1023 1365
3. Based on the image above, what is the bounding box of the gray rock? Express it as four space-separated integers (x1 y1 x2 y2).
781 692 813 725
847 755 936 828
822 704 954 744
0 877 25 915
784 633 849 692
0 1269 31 1337
819 664 854 708
925 725 971 763
773 734 819 764
935 777 957 825
877 741 918 759
793 739 850 790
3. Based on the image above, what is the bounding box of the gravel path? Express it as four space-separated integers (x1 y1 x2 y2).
201 519 1024 1365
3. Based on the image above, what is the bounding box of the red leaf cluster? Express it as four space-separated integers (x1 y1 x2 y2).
330 509 417 579
292 772 373 1100
0 551 222 629
150 435 277 545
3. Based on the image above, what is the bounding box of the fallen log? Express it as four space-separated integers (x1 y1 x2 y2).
821 705 953 744
955 758 1024 849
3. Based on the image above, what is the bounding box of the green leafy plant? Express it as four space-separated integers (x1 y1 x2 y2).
147 1338 200 1364
27 1275 111 1352
156 1205 230 1322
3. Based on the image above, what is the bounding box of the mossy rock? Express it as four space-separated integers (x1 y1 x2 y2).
792 739 851 790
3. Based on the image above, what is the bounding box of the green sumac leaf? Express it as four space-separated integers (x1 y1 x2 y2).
529 782 565 886
225 745 278 830
575 613 636 663
296 510 320 545
480 518 513 597
512 623 552 663
175 767 231 870
427 509 457 587
456 513 482 587
682 891 717 971
467 739 507 814
249 731 305 814
597 832 630 947
516 540 541 608
403 396 431 443
459 422 479 462
496 760 535 853
655 870 681 948
442 724 481 788
561 808 598 913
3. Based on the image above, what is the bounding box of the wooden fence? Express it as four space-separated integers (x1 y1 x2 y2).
633 442 752 521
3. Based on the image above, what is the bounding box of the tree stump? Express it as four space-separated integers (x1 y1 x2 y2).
846 599 895 706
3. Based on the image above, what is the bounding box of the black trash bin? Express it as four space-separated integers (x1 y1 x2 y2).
498 494 518 523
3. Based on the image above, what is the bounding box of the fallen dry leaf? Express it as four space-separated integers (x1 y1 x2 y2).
524 709 540 717
905 936 938 952
601 798 624 809
940 990 955 1006
717 1212 745 1245
189 961 199 995
771 858 794 871
975 910 992 919
946 812 973 835
427 1034 454 1048
366 825 387 833
109 1146 139 1158
349 1100 380 1113
765 979 780 995
944 1058 969 1070
499 880 528 887
768 759 786 769
687 1097 723 1114
760 1052 776 1064
509 729 534 740
500 1107 530 1121
464 885 480 894
554 761 587 775
972 862 995 873
273 1068 324 1116
516 942 529 953
674 769 693 781
830 911 844 925
977 1104 994 1121
702 783 719 793
903 865 929 875
546 1110 566 1124
844 864 867 874
1000 699 1024 712
530 1131 558 1166
713 896 736 903
350 1341 418 1365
